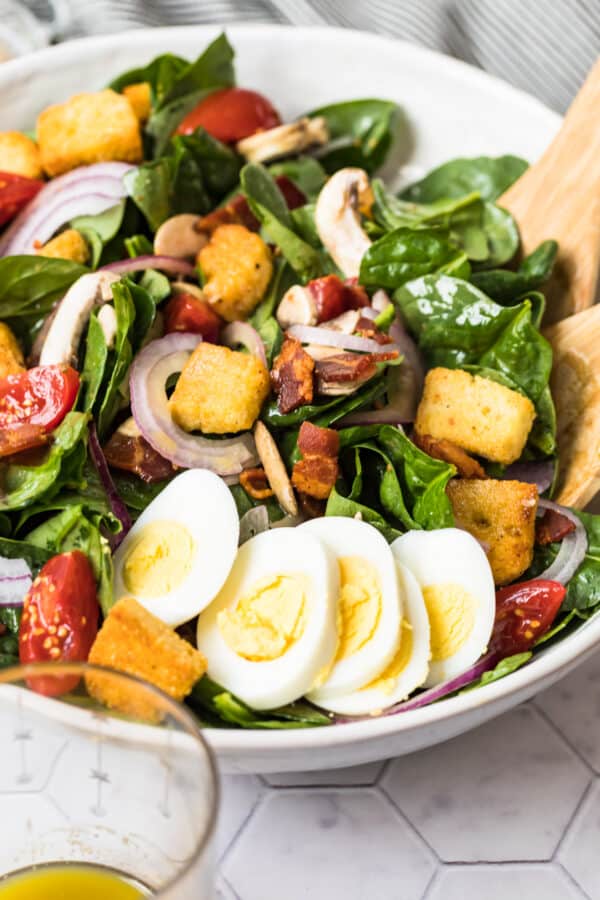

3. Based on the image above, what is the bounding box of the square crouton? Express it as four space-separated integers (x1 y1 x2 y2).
0 131 42 179
447 478 538 585
0 322 24 379
87 597 206 719
170 342 270 434
122 82 152 122
37 89 143 177
415 367 536 465
37 228 90 264
199 224 273 322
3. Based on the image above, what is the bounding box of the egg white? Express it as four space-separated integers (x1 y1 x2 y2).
391 528 495 686
302 517 402 702
113 469 239 627
196 528 339 709
314 562 431 715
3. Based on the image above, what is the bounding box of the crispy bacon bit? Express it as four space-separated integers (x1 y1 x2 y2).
355 317 393 345
315 353 378 385
0 423 48 459
297 491 327 519
103 431 175 484
292 422 340 500
197 176 306 236
307 274 370 324
0 622 5 636
414 433 486 479
239 466 274 500
271 337 315 414
536 508 577 546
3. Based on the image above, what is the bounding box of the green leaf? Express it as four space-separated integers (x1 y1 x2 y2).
255 316 283 368
529 511 600 612
249 257 296 328
0 536 51 575
307 99 400 174
95 282 135 439
79 312 108 412
360 227 468 290
124 160 171 231
71 201 126 269
461 653 532 692
372 179 481 231
326 486 402 543
125 234 154 258
111 473 171 519
471 240 558 301
268 157 327 199
262 378 386 429
241 161 292 228
401 155 528 203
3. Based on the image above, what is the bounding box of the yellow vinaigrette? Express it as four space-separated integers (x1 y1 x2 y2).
0 864 147 899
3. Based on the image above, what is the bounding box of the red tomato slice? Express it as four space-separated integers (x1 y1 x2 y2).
491 578 566 656
0 171 44 227
176 87 281 143
164 292 223 343
19 551 100 696
0 365 79 457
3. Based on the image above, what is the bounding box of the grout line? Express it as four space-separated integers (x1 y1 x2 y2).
558 860 593 900
419 863 442 900
217 782 267 865
551 778 596 862
220 873 243 900
375 783 441 864
532 702 598 777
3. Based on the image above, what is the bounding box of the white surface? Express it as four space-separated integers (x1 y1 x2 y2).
217 652 600 898
1 24 598 776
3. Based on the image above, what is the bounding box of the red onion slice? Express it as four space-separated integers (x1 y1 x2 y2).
239 506 269 545
338 363 415 427
100 255 197 278
130 332 257 476
389 317 425 398
288 323 398 355
502 460 555 494
222 322 267 367
0 557 32 607
87 423 132 551
0 162 132 256
536 498 587 585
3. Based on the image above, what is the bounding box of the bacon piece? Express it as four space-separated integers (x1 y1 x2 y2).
414 433 486 479
103 431 175 484
297 492 327 519
292 422 340 500
355 316 394 345
271 337 315 414
307 274 370 324
0 423 48 458
536 508 577 546
315 353 378 385
197 176 306 236
239 466 274 500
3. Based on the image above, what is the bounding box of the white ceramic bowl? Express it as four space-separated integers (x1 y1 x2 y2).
2 25 595 775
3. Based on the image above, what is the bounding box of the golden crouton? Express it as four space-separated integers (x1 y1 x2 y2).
36 228 90 264
37 89 143 177
87 597 206 720
123 82 152 123
199 224 273 322
415 367 536 465
170 342 270 434
0 131 42 179
447 478 538 585
0 322 25 379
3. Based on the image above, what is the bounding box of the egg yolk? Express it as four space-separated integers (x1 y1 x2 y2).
335 556 382 662
218 574 308 661
122 521 195 598
422 583 476 661
363 620 413 694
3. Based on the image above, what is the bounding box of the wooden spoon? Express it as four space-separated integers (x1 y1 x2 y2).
499 57 600 325
544 304 600 508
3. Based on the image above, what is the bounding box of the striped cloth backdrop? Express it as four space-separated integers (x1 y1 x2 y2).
31 0 600 111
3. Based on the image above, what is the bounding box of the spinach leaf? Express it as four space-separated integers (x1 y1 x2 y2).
138 269 171 305
255 316 283 368
125 234 154 258
71 201 126 269
0 536 51 575
0 413 88 512
372 179 481 231
461 652 532 692
240 163 327 281
359 227 468 290
109 52 189 100
529 511 600 612
0 257 87 341
0 604 22 665
262 377 386 429
79 312 109 412
249 257 296 328
111 473 170 519
124 160 171 231
326 486 402 543
187 676 330 729
307 99 400 174
471 240 558 301
269 157 327 200
95 282 135 439
401 155 528 203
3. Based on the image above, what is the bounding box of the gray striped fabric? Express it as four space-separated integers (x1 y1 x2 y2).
30 0 600 112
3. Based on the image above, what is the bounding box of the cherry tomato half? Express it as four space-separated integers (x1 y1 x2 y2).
19 551 100 696
0 171 44 227
164 292 223 343
176 87 281 143
491 578 566 656
0 365 79 457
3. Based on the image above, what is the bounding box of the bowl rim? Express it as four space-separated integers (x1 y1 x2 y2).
2 23 591 756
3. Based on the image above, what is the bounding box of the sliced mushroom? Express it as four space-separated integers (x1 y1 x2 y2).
322 309 362 333
116 416 142 438
236 117 329 164
39 272 120 366
153 213 208 259
254 420 298 517
314 168 372 278
97 304 118 349
276 284 317 329
170 281 205 300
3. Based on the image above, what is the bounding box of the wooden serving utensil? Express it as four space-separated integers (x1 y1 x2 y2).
544 304 600 508
499 57 600 325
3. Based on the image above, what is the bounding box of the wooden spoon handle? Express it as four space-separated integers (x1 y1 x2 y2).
500 57 600 324
544 304 600 508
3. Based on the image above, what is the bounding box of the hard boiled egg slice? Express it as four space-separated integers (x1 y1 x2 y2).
314 562 431 716
113 469 239 627
196 528 339 710
301 517 402 703
391 528 495 686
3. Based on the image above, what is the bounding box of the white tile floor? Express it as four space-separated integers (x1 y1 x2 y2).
217 651 600 899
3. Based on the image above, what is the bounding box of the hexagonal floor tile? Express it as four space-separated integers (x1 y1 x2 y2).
217 775 264 859
265 761 385 787
559 781 600 898
535 651 600 773
216 877 239 900
222 788 435 900
381 705 590 861
427 864 585 899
